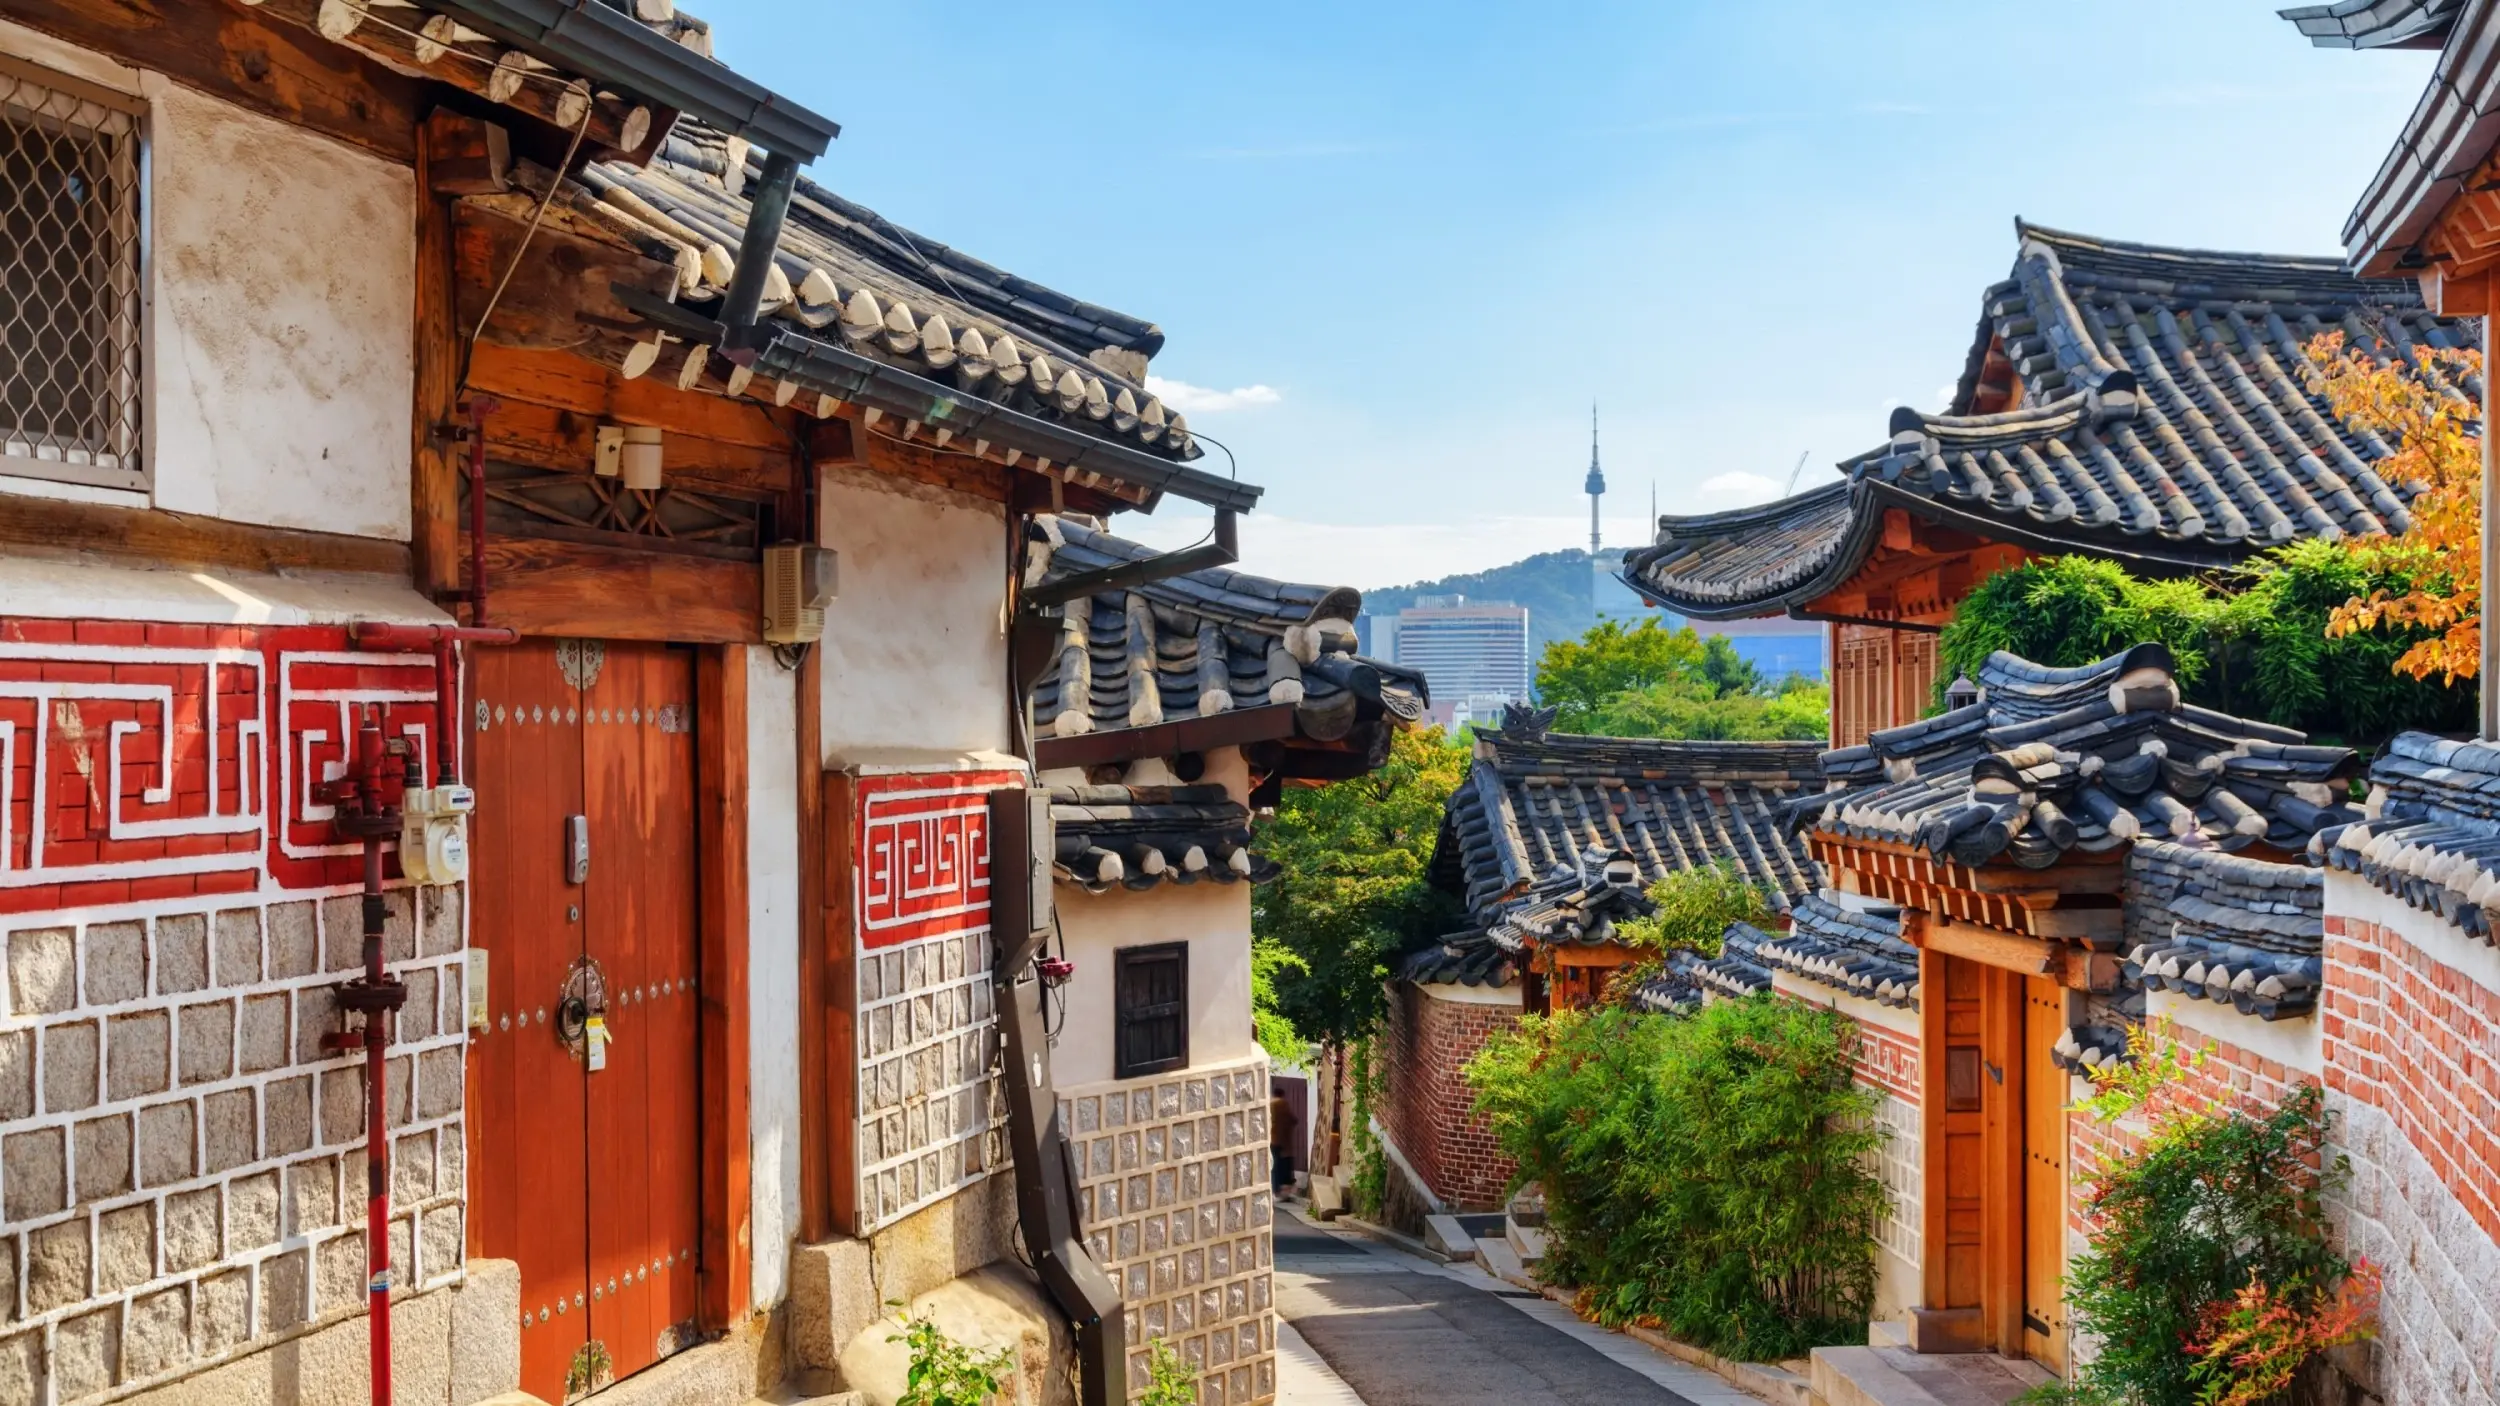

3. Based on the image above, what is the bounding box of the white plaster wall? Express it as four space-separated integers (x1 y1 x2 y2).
2145 990 2323 1076
0 22 415 538
816 467 1010 763
1053 881 1257 1090
746 651 803 1310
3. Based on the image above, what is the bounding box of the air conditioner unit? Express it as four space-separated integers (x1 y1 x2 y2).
763 543 839 644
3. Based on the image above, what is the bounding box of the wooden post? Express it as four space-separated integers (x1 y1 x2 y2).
412 112 463 598
696 646 753 1326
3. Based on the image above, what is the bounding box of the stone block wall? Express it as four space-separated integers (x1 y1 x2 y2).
1376 983 1518 1210
2 889 469 1404
1060 1055 1275 1406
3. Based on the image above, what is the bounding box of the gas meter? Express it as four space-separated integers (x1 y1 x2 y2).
398 783 475 885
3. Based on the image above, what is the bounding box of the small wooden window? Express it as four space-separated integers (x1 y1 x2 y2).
1114 942 1188 1079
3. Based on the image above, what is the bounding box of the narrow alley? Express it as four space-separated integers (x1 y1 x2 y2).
1271 1208 1764 1406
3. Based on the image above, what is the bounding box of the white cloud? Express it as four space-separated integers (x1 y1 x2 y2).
1935 383 1957 409
1143 376 1283 415
1696 471 1783 505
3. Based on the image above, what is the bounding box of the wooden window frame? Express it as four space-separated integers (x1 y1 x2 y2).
1113 941 1190 1080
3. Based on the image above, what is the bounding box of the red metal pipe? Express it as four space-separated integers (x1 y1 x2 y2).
360 793 392 1405
349 623 518 786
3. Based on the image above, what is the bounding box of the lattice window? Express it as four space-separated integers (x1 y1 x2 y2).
0 55 144 490
1114 942 1189 1078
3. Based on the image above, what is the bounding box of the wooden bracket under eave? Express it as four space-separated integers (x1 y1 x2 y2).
2420 264 2500 318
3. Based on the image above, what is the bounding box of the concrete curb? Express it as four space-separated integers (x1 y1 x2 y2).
1528 1284 1818 1406
1328 1214 1453 1265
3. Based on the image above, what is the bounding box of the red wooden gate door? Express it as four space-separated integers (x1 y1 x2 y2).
470 640 703 1401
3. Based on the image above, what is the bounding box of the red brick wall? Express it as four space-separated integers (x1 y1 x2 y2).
2065 1025 2308 1237
1379 983 1520 1210
1850 1013 1920 1102
2324 915 2500 1247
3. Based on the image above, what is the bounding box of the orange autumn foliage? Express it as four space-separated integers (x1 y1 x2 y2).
2304 332 2482 683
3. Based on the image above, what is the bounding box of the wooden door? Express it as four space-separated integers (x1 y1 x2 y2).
2022 977 2071 1373
582 645 703 1381
1936 953 1985 1310
470 640 703 1402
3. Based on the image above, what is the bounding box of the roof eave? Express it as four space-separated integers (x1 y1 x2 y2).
2342 0 2500 276
429 0 840 158
1623 481 1883 620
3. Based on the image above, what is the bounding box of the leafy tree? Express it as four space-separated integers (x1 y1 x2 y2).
1580 674 1830 741
1535 618 1706 732
2306 331 2482 684
1610 862 1776 956
1698 633 1761 697
1937 556 2216 691
1252 725 1468 1051
1467 998 1885 1360
1249 938 1305 1063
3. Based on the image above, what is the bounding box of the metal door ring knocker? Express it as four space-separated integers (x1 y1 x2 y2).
557 956 609 1062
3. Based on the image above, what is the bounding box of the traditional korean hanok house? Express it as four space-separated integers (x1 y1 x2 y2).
1367 714 1822 1214
1021 514 1424 1405
0 4 1271 1405
1791 642 2363 1385
1624 223 2465 745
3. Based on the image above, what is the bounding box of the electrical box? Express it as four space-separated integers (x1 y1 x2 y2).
763 543 840 644
1025 788 1054 935
398 784 475 885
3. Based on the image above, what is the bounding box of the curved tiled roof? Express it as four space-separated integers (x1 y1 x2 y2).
1428 723 1824 919
1048 782 1273 892
1399 930 1516 989
563 119 1204 472
2122 840 2326 1021
2323 731 2500 941
2279 0 2463 49
1753 897 1920 1010
1026 516 1426 739
1627 224 2468 617
1805 645 2364 866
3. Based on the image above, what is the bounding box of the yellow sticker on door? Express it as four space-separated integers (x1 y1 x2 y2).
586 1014 610 1072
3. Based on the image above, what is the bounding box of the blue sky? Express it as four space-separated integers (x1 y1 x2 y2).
705 2 2434 587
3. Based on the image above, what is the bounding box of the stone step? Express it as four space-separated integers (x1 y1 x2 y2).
1811 1345 2054 1406
1505 1217 1548 1267
1475 1236 1534 1290
1422 1213 1480 1260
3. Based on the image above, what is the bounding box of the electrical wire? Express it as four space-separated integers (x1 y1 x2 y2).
457 99 595 397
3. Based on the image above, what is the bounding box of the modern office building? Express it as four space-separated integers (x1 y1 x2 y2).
1383 595 1533 726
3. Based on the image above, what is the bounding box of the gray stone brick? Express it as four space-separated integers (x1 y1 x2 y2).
388 1213 414 1282
229 1169 281 1253
178 998 233 1085
267 900 317 980
201 1086 256 1174
5 926 73 1015
0 1237 11 1325
422 1204 462 1281
105 1008 171 1100
320 1066 366 1146
387 1052 413 1129
213 907 262 986
2 1127 66 1219
53 1303 118 1401
155 912 209 996
394 1130 436 1204
438 1120 466 1195
0 1329 37 1406
125 1284 189 1378
0 1028 28 1120
165 1186 220 1273
74 1112 132 1201
265 1075 313 1157
83 920 146 1005
418 1046 461 1120
96 1203 154 1292
237 991 287 1073
42 1018 98 1113
137 1098 196 1186
259 1247 309 1334
421 885 463 958
27 1217 91 1312
288 1155 339 1234
323 896 365 973
198 1268 250 1354
384 890 415 963
401 966 438 1041
294 983 338 1065
317 1229 365 1313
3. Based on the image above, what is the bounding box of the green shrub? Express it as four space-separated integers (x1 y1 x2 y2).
2048 1033 2366 1406
1465 997 1885 1360
1610 862 1777 956
1936 548 2472 745
887 1311 1016 1406
1138 1339 1198 1406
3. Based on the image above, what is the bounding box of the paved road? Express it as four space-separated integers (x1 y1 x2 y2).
1271 1210 1759 1406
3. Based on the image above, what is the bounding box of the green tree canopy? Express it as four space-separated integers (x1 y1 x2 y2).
1533 617 1828 742
1252 725 1469 1050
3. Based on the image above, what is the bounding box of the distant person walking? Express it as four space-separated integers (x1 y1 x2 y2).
1269 1091 1298 1193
